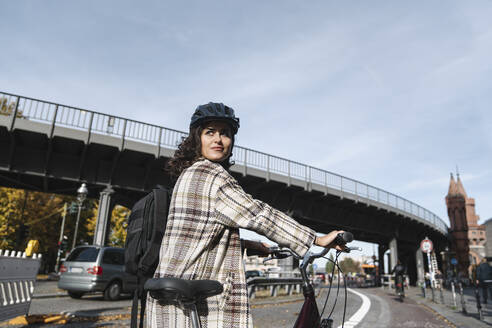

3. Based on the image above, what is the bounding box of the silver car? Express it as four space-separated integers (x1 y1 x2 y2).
58 246 137 300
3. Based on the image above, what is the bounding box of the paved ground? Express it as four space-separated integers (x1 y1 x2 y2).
4 281 492 327
404 285 492 328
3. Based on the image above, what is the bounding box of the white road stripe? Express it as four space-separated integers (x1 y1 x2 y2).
337 288 371 328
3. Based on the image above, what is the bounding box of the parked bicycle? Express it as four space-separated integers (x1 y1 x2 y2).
144 232 359 328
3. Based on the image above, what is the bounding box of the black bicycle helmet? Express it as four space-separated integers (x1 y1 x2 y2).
190 102 240 134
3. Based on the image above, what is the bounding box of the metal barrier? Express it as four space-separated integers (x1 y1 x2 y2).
247 277 302 299
0 250 41 322
380 274 409 289
0 91 447 233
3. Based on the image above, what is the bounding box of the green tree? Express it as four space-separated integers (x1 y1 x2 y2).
0 187 24 249
325 253 335 274
339 257 361 274
85 203 130 247
0 186 98 271
1 185 132 271
108 205 130 247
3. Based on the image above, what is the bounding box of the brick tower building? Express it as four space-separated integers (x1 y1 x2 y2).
445 173 486 275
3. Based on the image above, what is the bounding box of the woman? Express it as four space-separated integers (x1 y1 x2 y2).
146 102 343 328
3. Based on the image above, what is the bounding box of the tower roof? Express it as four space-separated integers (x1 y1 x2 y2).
447 173 459 197
456 174 468 198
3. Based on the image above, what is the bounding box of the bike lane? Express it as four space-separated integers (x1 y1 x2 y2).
362 288 454 328
250 286 362 328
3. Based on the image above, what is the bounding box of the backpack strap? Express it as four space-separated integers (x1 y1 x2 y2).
140 288 147 328
130 275 148 328
130 287 139 328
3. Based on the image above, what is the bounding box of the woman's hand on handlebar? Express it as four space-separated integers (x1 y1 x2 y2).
241 239 272 257
314 230 346 251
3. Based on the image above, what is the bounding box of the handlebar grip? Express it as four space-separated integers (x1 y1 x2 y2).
335 232 354 245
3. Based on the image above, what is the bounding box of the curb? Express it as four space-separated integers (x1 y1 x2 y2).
32 292 68 299
250 286 322 307
251 295 305 308
414 300 458 328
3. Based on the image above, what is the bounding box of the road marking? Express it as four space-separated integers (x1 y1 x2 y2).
337 288 371 328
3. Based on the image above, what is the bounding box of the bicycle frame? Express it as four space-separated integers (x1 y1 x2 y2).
265 235 359 328
268 247 333 328
293 283 323 328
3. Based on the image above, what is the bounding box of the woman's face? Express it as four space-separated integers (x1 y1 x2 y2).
200 121 233 162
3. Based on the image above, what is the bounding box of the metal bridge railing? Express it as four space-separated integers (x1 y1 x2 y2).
0 91 448 233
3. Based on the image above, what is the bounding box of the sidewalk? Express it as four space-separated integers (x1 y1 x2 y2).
32 280 67 299
403 285 492 328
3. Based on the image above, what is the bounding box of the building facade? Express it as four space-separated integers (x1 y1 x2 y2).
483 218 492 258
445 173 486 275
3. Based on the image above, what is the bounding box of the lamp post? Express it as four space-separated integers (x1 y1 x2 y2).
71 183 88 251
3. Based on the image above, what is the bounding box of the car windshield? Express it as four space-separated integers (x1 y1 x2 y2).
66 247 100 262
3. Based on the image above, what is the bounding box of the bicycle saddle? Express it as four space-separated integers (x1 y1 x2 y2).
145 277 223 303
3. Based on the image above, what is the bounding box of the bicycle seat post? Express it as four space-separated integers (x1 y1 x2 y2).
189 303 201 328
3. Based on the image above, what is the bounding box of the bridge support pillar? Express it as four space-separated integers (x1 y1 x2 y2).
389 237 398 270
378 244 387 277
93 186 115 246
416 248 425 285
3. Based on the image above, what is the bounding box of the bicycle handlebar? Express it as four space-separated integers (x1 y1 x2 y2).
263 232 360 265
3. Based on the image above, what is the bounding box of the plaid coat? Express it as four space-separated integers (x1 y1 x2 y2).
146 159 316 328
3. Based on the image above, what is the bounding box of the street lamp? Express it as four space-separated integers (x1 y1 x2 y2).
71 183 88 250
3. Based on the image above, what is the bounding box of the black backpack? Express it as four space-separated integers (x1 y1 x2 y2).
124 186 172 328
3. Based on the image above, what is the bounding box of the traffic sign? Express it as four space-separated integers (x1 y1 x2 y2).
420 238 433 253
451 258 458 265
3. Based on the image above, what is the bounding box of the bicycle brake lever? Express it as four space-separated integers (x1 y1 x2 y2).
342 246 362 253
264 251 291 263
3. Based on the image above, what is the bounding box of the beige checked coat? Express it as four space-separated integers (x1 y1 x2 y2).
146 159 316 328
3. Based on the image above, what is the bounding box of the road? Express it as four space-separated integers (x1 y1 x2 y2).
22 283 452 327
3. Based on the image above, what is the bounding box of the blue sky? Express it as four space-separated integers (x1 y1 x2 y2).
1 1 491 258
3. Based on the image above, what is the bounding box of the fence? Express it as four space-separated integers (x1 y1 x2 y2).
0 250 42 322
247 277 303 299
0 91 447 233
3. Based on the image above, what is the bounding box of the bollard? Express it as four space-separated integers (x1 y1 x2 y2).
271 285 278 297
440 286 444 304
431 285 435 302
248 285 256 299
459 282 467 314
451 282 457 308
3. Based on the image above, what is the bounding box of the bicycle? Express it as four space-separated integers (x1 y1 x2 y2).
264 232 360 328
144 232 359 328
395 274 405 302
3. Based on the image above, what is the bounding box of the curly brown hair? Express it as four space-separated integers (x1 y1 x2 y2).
166 125 235 180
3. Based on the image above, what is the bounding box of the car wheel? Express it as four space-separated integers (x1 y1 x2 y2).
68 291 84 299
104 280 122 301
